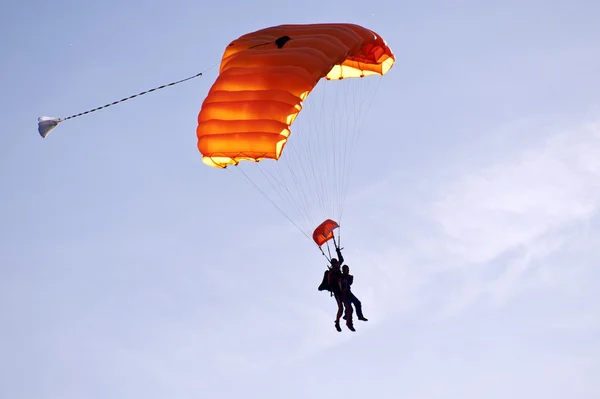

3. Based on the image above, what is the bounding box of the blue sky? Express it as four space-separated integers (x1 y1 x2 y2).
2 0 600 398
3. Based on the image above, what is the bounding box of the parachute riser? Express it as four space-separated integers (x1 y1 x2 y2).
318 228 342 264
332 234 340 251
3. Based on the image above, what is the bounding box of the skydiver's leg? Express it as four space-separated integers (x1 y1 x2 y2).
342 300 353 320
341 293 355 331
349 292 368 321
344 305 355 331
333 292 343 332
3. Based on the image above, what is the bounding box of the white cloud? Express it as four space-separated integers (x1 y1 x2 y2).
424 117 600 314
336 116 600 323
433 120 600 264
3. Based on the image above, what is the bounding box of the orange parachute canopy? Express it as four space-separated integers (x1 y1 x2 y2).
312 219 340 247
196 23 395 168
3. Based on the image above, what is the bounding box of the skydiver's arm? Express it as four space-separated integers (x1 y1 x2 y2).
336 247 344 264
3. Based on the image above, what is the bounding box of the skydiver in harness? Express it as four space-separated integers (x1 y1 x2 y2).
314 219 355 331
318 247 355 332
341 264 368 322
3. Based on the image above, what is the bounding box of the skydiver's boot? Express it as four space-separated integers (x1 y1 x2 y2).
346 318 355 332
334 320 341 332
354 300 368 321
343 306 351 321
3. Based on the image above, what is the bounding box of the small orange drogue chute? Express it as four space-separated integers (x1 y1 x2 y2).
313 219 340 247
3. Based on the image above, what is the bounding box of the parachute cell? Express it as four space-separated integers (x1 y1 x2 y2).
196 23 395 168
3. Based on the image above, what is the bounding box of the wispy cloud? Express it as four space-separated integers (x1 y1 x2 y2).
342 116 600 322
434 120 600 257
431 118 600 313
